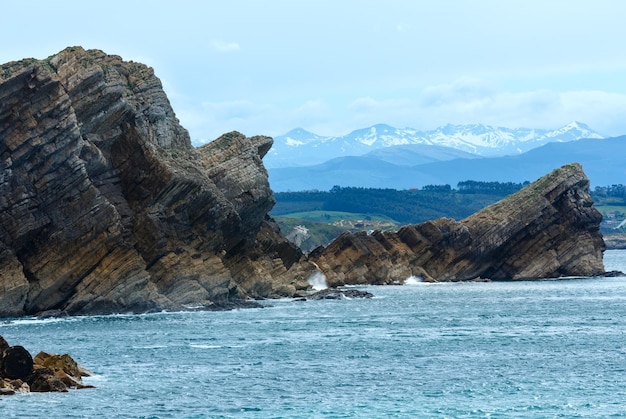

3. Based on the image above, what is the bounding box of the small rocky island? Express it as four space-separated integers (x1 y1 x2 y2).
0 335 92 394
309 163 607 285
0 47 610 317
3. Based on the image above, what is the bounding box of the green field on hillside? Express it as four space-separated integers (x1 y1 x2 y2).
274 211 399 252
271 184 626 251
595 205 626 215
277 210 397 223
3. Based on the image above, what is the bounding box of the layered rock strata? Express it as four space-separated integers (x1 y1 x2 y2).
0 47 315 316
0 47 609 317
310 163 606 285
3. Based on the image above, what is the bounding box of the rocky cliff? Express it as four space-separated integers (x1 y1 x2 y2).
0 47 315 316
309 163 606 285
0 47 609 317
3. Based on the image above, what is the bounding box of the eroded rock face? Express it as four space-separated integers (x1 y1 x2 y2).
0 47 608 316
0 47 314 316
310 163 606 285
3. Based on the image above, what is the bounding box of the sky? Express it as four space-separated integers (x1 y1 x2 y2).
2 0 626 143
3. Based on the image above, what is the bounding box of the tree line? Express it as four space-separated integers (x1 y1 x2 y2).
592 184 626 199
457 180 530 195
273 180 530 224
273 181 626 224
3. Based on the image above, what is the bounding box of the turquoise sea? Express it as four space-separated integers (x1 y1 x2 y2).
2 250 626 418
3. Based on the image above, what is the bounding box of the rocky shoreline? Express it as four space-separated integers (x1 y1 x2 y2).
0 335 92 395
0 47 316 317
0 47 612 318
309 163 607 286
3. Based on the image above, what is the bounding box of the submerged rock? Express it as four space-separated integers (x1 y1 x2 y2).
306 288 375 300
0 47 315 317
310 163 607 285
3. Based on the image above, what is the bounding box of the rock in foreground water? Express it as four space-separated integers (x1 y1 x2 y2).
0 335 92 394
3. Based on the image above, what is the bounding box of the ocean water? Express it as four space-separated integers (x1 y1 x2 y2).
2 251 626 418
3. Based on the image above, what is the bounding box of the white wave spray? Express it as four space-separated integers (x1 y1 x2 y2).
307 271 328 290
404 276 423 285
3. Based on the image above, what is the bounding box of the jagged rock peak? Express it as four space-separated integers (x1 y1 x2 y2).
2 46 192 151
310 163 606 285
0 47 315 317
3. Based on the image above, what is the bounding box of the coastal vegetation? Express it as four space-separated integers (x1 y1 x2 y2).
273 181 626 251
272 181 524 224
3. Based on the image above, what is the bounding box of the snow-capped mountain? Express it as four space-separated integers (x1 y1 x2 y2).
264 122 603 168
279 128 326 146
268 135 626 192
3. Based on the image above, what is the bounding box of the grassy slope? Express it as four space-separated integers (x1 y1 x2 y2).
274 211 399 252
272 180 626 251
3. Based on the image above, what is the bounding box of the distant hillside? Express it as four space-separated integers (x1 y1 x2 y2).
411 136 625 188
268 135 625 191
365 144 478 166
272 185 518 225
272 180 626 251
264 121 603 168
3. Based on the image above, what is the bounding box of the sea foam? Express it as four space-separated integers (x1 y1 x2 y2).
307 271 328 290
404 276 423 285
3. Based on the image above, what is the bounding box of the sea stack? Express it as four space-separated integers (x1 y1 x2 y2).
0 47 316 317
310 163 606 285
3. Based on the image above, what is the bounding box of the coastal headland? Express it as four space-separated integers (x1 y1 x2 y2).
0 47 609 317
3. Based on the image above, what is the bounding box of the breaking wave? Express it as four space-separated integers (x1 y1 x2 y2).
404 276 423 285
307 271 328 290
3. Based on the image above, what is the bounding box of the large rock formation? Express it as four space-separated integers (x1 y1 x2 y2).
0 47 609 317
0 47 315 316
310 163 606 285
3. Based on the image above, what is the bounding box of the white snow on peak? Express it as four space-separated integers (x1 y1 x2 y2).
285 137 305 146
540 121 603 140
357 127 379 146
265 122 605 168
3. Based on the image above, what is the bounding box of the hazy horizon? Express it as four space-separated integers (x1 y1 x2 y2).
3 0 626 142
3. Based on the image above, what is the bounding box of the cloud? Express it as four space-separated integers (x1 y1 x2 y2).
171 77 626 145
210 40 240 52
173 99 335 144
346 97 417 127
420 78 498 106
344 81 626 136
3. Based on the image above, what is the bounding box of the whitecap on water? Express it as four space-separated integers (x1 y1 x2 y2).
189 344 223 349
306 271 328 290
132 345 169 349
0 316 78 327
404 276 423 285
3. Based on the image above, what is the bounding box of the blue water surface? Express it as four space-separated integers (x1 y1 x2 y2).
2 250 626 418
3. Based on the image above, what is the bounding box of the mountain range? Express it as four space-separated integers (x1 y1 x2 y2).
264 121 603 169
268 135 625 192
